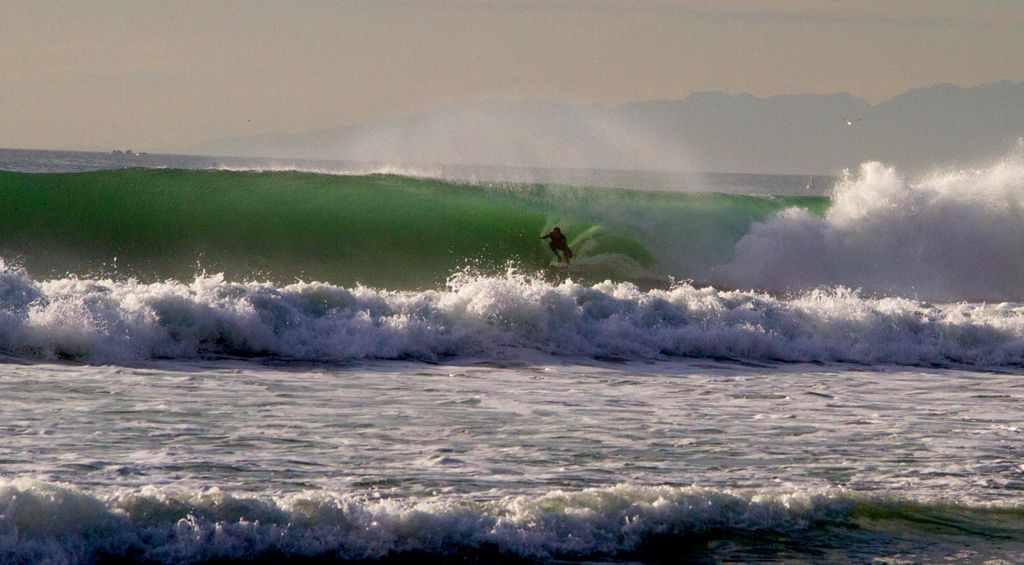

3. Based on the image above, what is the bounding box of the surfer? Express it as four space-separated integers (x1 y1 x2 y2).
542 227 573 264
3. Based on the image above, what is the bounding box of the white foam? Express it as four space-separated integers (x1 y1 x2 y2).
0 478 859 563
717 142 1024 301
1 266 1024 365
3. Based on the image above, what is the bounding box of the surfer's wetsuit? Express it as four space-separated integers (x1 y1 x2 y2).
542 228 573 263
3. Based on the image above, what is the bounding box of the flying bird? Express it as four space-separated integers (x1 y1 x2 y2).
842 117 861 126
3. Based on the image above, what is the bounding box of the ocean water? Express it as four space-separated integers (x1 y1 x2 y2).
0 148 1023 563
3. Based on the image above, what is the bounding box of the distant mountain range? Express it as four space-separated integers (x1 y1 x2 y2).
194 81 1024 175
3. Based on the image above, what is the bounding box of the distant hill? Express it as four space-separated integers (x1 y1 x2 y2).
194 81 1024 175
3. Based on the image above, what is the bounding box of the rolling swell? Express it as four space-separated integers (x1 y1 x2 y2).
0 169 824 288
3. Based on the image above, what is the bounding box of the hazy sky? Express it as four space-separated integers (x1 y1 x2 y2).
3 0 1023 152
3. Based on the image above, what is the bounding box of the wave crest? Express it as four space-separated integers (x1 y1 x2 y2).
4 479 1022 564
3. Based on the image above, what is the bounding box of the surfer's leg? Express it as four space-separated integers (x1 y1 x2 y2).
549 242 562 262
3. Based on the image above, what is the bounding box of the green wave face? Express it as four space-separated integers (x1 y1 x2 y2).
0 169 827 287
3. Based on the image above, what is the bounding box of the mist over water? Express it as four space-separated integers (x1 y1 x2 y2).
199 100 706 177
194 82 1024 177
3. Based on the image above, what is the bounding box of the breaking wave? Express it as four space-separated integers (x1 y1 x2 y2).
0 168 821 288
719 143 1024 301
4 143 1024 302
1 479 1021 564
2 267 1024 366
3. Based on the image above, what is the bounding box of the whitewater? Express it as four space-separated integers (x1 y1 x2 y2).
0 147 1023 563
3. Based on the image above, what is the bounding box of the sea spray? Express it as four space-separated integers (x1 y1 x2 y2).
719 145 1024 300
